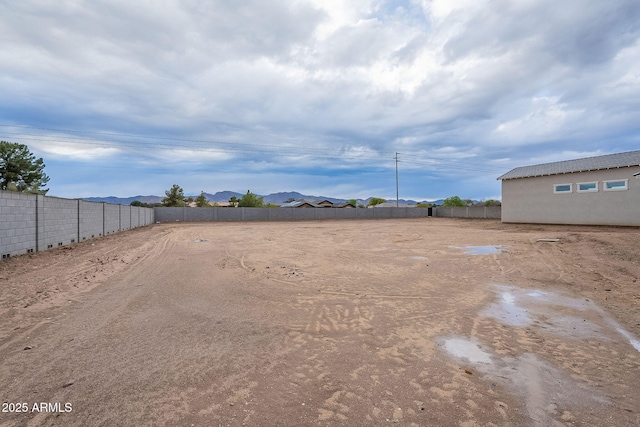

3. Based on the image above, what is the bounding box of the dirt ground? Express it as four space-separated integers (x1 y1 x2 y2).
0 218 639 427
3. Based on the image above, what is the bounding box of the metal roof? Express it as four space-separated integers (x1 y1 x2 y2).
279 198 333 208
497 150 640 180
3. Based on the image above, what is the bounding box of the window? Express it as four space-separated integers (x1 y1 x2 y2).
577 182 598 192
554 183 572 193
603 179 628 191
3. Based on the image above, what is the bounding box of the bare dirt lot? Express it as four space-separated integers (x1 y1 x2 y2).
1 218 639 427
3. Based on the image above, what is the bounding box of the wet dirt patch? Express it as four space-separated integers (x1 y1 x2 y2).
440 336 610 426
482 284 640 352
450 245 506 255
443 337 609 426
442 337 492 364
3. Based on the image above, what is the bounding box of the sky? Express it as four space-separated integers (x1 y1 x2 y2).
1 0 639 201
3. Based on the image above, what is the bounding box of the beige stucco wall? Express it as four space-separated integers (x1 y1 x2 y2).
501 166 640 226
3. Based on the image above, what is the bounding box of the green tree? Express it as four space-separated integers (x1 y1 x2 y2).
162 184 187 207
348 199 357 207
442 196 466 207
0 141 49 194
484 199 501 207
130 200 152 207
195 192 210 207
228 195 239 207
368 197 386 207
238 190 264 207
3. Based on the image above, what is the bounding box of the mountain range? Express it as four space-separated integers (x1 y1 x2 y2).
83 191 442 205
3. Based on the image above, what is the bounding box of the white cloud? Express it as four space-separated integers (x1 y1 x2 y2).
493 97 576 143
427 0 480 20
29 141 120 161
307 0 377 39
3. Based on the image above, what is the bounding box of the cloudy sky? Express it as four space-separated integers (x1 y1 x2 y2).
1 0 639 201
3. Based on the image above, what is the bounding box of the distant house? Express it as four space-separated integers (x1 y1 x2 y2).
186 201 230 207
280 199 353 208
279 200 318 208
497 150 640 226
370 202 416 208
332 202 355 208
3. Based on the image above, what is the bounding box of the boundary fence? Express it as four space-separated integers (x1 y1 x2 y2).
433 206 501 219
154 206 501 222
1 190 154 259
155 206 431 222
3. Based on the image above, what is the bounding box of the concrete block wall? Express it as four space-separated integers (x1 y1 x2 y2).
130 206 140 228
242 208 269 221
375 208 393 218
186 207 214 221
1 190 154 259
79 200 104 241
120 205 131 230
356 208 374 219
335 209 357 219
104 204 121 235
141 207 152 226
146 207 154 225
406 208 429 218
154 206 432 222
149 206 501 222
433 206 501 219
485 206 501 219
294 208 317 220
153 206 502 223
43 197 79 249
268 208 294 221
0 192 37 258
217 208 242 221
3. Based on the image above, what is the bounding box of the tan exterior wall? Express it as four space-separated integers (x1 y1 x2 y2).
501 166 640 226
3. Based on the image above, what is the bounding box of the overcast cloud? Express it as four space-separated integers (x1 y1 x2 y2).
1 0 639 200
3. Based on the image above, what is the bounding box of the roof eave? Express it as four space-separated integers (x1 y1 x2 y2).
498 164 640 180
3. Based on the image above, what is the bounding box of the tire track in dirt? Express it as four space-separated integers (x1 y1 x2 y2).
0 227 181 427
0 227 173 346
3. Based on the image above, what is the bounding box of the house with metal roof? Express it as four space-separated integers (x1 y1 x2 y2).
279 199 357 208
279 198 335 208
497 150 640 225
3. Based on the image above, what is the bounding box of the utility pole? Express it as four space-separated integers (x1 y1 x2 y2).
395 152 399 207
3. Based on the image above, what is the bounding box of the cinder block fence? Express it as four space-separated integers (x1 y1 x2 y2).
0 191 154 259
154 206 433 222
433 206 501 219
154 206 501 222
